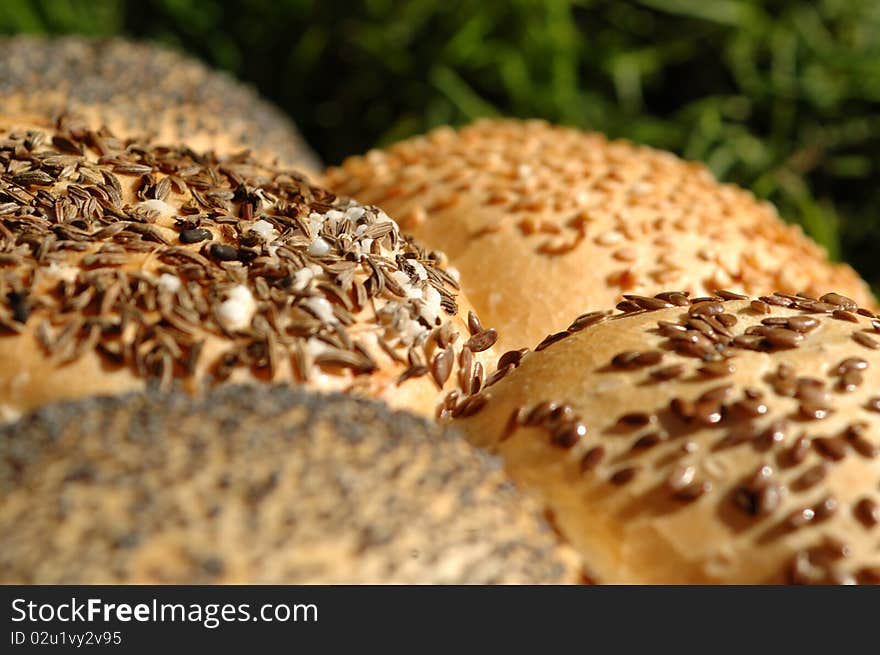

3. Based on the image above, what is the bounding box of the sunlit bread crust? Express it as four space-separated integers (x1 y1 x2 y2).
455 291 880 584
0 35 320 172
0 118 496 420
326 119 873 352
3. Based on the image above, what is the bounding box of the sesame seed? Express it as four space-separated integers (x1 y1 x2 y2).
784 507 816 531
525 401 558 426
792 463 829 491
856 567 880 584
732 334 765 350
430 347 453 389
455 393 489 418
837 369 863 392
654 291 690 307
499 405 526 441
834 357 869 375
731 398 768 418
674 480 712 502
734 466 782 517
631 431 665 450
717 422 760 449
484 363 515 388
623 294 673 311
551 423 587 448
777 362 796 379
795 380 831 405
681 441 699 454
852 331 880 350
467 310 482 336
854 498 879 528
820 292 858 311
458 346 473 390
714 289 748 300
535 331 569 352
832 309 859 323
759 327 804 349
812 496 838 522
650 363 686 381
693 400 723 425
760 295 792 308
698 360 735 378
670 397 695 422
786 434 812 467
657 321 689 337
698 384 734 404
497 348 528 369
688 301 724 317
616 300 642 313
790 316 821 333
799 403 832 421
666 465 696 493
750 300 771 314
611 350 661 369
466 328 498 353
843 423 878 459
580 446 606 472
609 466 639 486
470 361 484 394
755 419 788 451
567 311 609 332
617 412 653 428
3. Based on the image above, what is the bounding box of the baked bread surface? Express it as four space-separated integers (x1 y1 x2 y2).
456 290 880 583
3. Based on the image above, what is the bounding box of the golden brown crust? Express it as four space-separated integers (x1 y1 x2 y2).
0 386 577 583
326 119 874 352
0 35 320 172
0 119 495 419
454 290 880 584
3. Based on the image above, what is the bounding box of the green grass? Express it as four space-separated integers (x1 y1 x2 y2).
4 0 880 290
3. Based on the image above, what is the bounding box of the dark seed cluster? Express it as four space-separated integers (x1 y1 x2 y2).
0 123 483 403
454 288 880 583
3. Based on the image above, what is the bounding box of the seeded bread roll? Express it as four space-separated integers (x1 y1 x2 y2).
454 290 880 584
0 386 575 583
0 35 320 171
0 119 496 421
326 119 873 352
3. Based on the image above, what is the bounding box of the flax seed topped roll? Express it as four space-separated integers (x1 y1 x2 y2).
0 35 320 171
0 120 496 421
326 119 873 352
0 386 575 583
454 290 880 584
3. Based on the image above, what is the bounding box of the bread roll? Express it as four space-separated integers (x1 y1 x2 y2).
0 35 320 171
0 119 496 420
0 386 575 583
454 289 880 584
326 119 873 352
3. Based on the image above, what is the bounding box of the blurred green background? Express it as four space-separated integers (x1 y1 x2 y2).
3 0 880 290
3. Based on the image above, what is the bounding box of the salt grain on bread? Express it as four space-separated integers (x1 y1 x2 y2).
0 35 320 171
454 289 880 584
0 119 495 420
0 386 576 583
326 119 873 352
